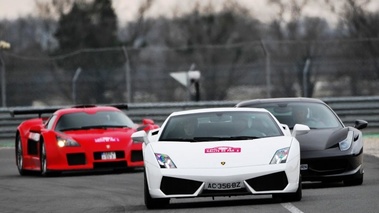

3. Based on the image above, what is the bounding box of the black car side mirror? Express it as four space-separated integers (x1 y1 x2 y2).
354 120 368 130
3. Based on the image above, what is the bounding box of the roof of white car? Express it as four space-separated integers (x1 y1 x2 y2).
169 107 270 117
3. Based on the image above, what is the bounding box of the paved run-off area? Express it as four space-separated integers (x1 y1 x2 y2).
1 135 379 158
363 134 379 158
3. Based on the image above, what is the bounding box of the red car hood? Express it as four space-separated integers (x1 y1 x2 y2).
62 128 135 146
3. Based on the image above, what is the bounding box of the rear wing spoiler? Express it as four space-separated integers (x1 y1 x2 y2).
10 107 60 118
9 104 128 118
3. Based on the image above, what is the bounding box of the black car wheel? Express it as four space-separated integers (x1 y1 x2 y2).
344 175 363 186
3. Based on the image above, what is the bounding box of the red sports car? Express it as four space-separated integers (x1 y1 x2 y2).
11 104 159 176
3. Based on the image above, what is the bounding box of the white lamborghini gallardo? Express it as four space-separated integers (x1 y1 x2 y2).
132 107 309 209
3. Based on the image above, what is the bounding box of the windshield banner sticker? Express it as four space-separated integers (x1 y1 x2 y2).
205 146 241 153
95 137 120 143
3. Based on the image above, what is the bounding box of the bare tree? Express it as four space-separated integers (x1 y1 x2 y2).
325 0 379 96
266 0 331 97
159 1 263 101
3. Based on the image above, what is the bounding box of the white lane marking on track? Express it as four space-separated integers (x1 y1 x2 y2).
282 203 304 213
0 147 14 150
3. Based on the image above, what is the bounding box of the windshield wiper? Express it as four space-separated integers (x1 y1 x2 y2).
229 136 260 140
82 125 131 129
192 136 259 142
59 125 130 131
58 127 82 132
162 138 197 142
160 136 260 142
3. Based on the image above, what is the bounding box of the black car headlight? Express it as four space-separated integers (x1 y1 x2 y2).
339 131 353 151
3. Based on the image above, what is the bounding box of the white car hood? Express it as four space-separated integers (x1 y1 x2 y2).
146 136 294 169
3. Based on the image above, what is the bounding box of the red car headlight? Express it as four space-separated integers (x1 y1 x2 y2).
56 136 80 147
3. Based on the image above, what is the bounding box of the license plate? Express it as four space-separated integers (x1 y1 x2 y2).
300 164 308 170
101 152 116 160
205 182 243 190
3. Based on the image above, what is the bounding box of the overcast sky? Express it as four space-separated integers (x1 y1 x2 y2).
1 0 378 25
0 0 271 23
0 0 297 23
0 0 35 19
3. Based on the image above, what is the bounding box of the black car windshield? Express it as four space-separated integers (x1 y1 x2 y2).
249 102 343 129
159 111 283 142
55 111 135 131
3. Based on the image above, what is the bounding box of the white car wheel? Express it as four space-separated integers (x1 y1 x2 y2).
144 171 169 209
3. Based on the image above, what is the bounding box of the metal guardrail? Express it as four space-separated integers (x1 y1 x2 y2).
1 96 379 142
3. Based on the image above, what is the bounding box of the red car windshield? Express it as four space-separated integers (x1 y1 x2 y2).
54 111 135 131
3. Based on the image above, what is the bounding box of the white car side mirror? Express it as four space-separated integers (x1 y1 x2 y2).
132 130 149 144
292 124 310 137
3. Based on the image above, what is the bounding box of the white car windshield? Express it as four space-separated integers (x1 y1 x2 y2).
159 111 283 142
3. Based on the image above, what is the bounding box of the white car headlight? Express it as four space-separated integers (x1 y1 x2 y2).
270 147 290 164
155 153 177 169
57 136 80 147
339 131 353 151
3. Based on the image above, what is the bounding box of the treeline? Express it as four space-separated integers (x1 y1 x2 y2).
0 0 379 106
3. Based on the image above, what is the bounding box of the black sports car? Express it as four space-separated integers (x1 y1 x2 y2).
236 97 368 186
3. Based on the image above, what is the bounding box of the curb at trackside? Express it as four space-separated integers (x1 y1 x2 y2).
0 134 379 157
0 147 13 149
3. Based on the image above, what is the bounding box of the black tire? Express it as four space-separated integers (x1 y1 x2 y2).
273 176 302 202
40 141 48 176
344 175 363 186
40 141 60 177
144 171 169 209
15 135 30 176
114 167 134 174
